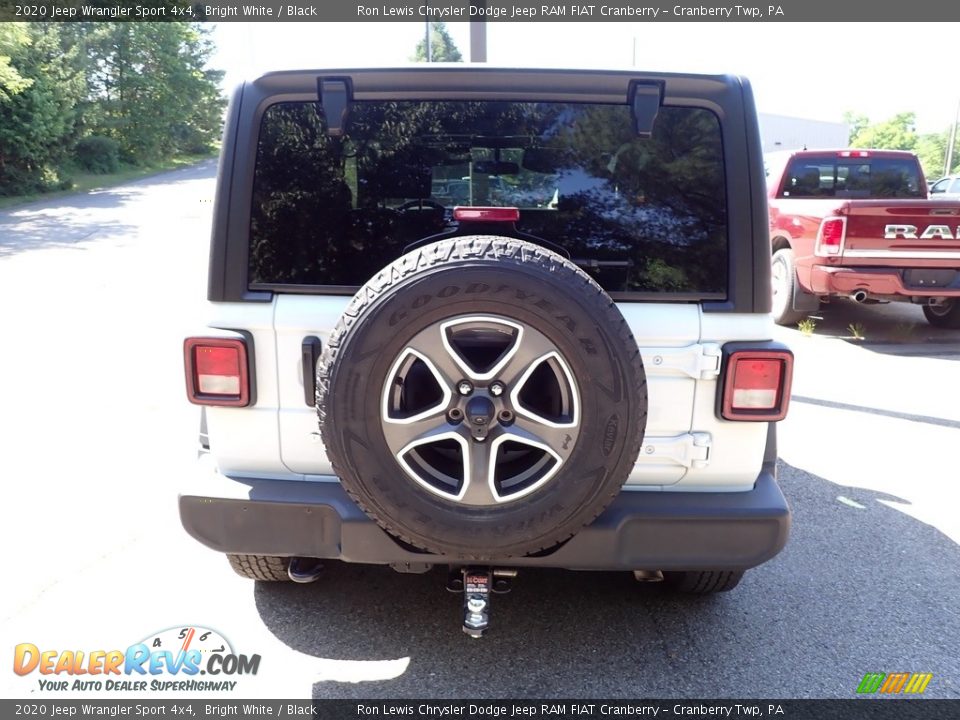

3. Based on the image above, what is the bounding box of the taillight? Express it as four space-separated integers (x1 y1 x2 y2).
184 337 251 407
815 216 846 256
453 206 520 222
719 346 793 422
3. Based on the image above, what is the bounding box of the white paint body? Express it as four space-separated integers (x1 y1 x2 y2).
203 297 772 493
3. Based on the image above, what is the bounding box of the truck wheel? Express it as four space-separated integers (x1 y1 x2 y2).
771 249 806 326
923 300 960 329
227 554 291 581
317 237 647 560
664 570 744 594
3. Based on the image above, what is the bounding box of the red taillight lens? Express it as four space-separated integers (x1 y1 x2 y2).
453 206 520 222
184 337 250 407
816 217 846 255
721 350 793 421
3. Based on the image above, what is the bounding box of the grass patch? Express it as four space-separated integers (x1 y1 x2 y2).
0 152 216 211
797 318 817 336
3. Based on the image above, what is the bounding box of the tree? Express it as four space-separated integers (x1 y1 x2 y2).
411 22 463 62
915 129 957 180
86 23 225 163
0 25 86 194
850 112 917 151
0 24 32 102
842 111 869 146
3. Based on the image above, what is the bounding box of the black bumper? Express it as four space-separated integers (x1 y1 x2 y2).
180 472 790 571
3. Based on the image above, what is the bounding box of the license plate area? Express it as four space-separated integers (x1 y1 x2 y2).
902 268 960 289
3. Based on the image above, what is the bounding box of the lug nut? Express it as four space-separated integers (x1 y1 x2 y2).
490 382 504 396
458 381 473 396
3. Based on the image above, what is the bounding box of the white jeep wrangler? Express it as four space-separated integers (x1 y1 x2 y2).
181 68 792 636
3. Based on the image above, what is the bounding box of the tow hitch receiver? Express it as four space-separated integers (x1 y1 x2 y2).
447 568 516 637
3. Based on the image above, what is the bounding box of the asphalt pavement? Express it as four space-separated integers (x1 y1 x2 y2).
1 164 958 700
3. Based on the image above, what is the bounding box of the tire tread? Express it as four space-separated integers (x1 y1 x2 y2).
227 554 290 581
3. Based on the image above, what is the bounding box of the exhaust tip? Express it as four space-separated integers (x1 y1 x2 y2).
850 291 868 303
287 557 324 583
633 570 664 583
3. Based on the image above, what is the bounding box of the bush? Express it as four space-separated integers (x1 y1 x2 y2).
73 136 121 174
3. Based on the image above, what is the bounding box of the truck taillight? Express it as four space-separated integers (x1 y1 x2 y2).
719 346 793 422
184 337 251 407
815 216 846 256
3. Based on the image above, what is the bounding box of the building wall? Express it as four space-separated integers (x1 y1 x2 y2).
759 113 849 153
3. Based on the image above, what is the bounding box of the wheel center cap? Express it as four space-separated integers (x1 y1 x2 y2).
465 396 496 428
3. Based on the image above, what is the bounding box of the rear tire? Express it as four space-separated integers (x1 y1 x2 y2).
664 570 744 594
771 249 807 326
923 300 960 329
227 554 291 581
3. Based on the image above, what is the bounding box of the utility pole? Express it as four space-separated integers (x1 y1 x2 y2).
470 2 487 62
945 98 959 177
425 18 432 62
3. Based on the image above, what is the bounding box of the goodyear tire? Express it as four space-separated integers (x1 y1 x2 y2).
317 237 647 560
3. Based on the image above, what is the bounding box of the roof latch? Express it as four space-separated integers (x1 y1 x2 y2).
629 80 663 138
317 77 352 136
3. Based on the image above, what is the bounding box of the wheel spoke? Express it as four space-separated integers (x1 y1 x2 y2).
509 415 576 463
381 410 453 452
404 324 468 389
496 325 558 390
459 439 500 506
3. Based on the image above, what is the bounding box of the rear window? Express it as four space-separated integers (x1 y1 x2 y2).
779 155 924 199
249 100 728 297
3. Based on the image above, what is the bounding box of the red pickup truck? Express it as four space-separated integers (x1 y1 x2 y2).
766 149 960 328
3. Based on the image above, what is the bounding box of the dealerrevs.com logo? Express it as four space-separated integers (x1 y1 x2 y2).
13 626 260 692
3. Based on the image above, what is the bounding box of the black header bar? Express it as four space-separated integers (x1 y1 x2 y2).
1 0 959 22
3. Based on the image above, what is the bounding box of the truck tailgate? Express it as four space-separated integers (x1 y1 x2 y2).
842 200 960 262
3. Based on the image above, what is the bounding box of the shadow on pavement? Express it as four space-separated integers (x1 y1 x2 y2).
0 161 217 258
251 463 960 699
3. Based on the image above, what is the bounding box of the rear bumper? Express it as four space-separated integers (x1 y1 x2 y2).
810 265 960 298
179 470 791 572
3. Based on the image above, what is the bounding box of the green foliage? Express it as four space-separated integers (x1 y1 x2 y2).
0 22 225 196
411 22 463 62
847 322 865 340
850 112 917 151
797 318 816 336
915 130 957 180
0 25 85 195
73 136 120 174
847 111 959 180
842 111 869 145
0 24 32 101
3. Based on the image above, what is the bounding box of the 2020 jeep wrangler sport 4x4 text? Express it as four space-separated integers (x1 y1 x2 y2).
180 68 793 636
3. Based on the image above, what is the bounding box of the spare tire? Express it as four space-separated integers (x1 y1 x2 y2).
317 237 647 559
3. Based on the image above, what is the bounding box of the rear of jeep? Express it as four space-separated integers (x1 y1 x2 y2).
181 68 791 633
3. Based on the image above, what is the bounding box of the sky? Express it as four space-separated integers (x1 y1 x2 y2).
211 22 958 134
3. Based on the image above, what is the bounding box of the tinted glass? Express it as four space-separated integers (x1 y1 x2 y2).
249 101 728 295
780 156 924 199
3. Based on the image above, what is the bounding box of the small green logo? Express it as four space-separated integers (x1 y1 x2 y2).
857 673 933 694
